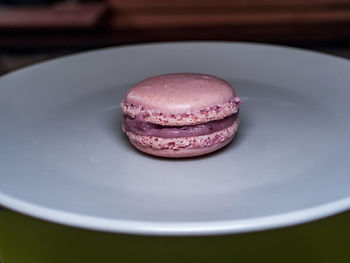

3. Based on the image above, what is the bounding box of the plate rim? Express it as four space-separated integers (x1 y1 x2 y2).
1 192 349 235
0 41 349 82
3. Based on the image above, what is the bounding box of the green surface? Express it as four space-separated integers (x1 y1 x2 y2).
0 209 349 263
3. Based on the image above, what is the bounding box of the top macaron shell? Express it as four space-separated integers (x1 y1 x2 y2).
125 73 235 113
122 73 241 126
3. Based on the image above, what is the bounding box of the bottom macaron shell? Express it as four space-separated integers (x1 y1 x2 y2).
129 135 235 158
125 118 239 158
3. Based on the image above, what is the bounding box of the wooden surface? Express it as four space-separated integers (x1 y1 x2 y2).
0 0 350 49
0 2 108 29
108 0 350 29
110 0 350 10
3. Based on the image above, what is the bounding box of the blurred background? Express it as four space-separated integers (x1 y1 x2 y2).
0 0 350 74
1 0 350 74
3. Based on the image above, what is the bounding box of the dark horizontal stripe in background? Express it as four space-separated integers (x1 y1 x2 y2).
1 0 350 49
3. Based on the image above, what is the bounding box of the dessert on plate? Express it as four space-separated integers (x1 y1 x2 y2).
121 73 241 157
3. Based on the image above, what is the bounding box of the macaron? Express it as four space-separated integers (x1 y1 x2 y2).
121 73 241 157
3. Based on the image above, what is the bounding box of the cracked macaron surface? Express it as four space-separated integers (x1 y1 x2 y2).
121 73 241 157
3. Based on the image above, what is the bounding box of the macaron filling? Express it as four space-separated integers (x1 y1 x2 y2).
121 97 241 126
122 113 238 138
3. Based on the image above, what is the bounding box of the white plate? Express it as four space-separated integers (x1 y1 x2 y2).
0 42 350 236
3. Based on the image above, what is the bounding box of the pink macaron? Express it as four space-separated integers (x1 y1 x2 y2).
121 73 241 157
